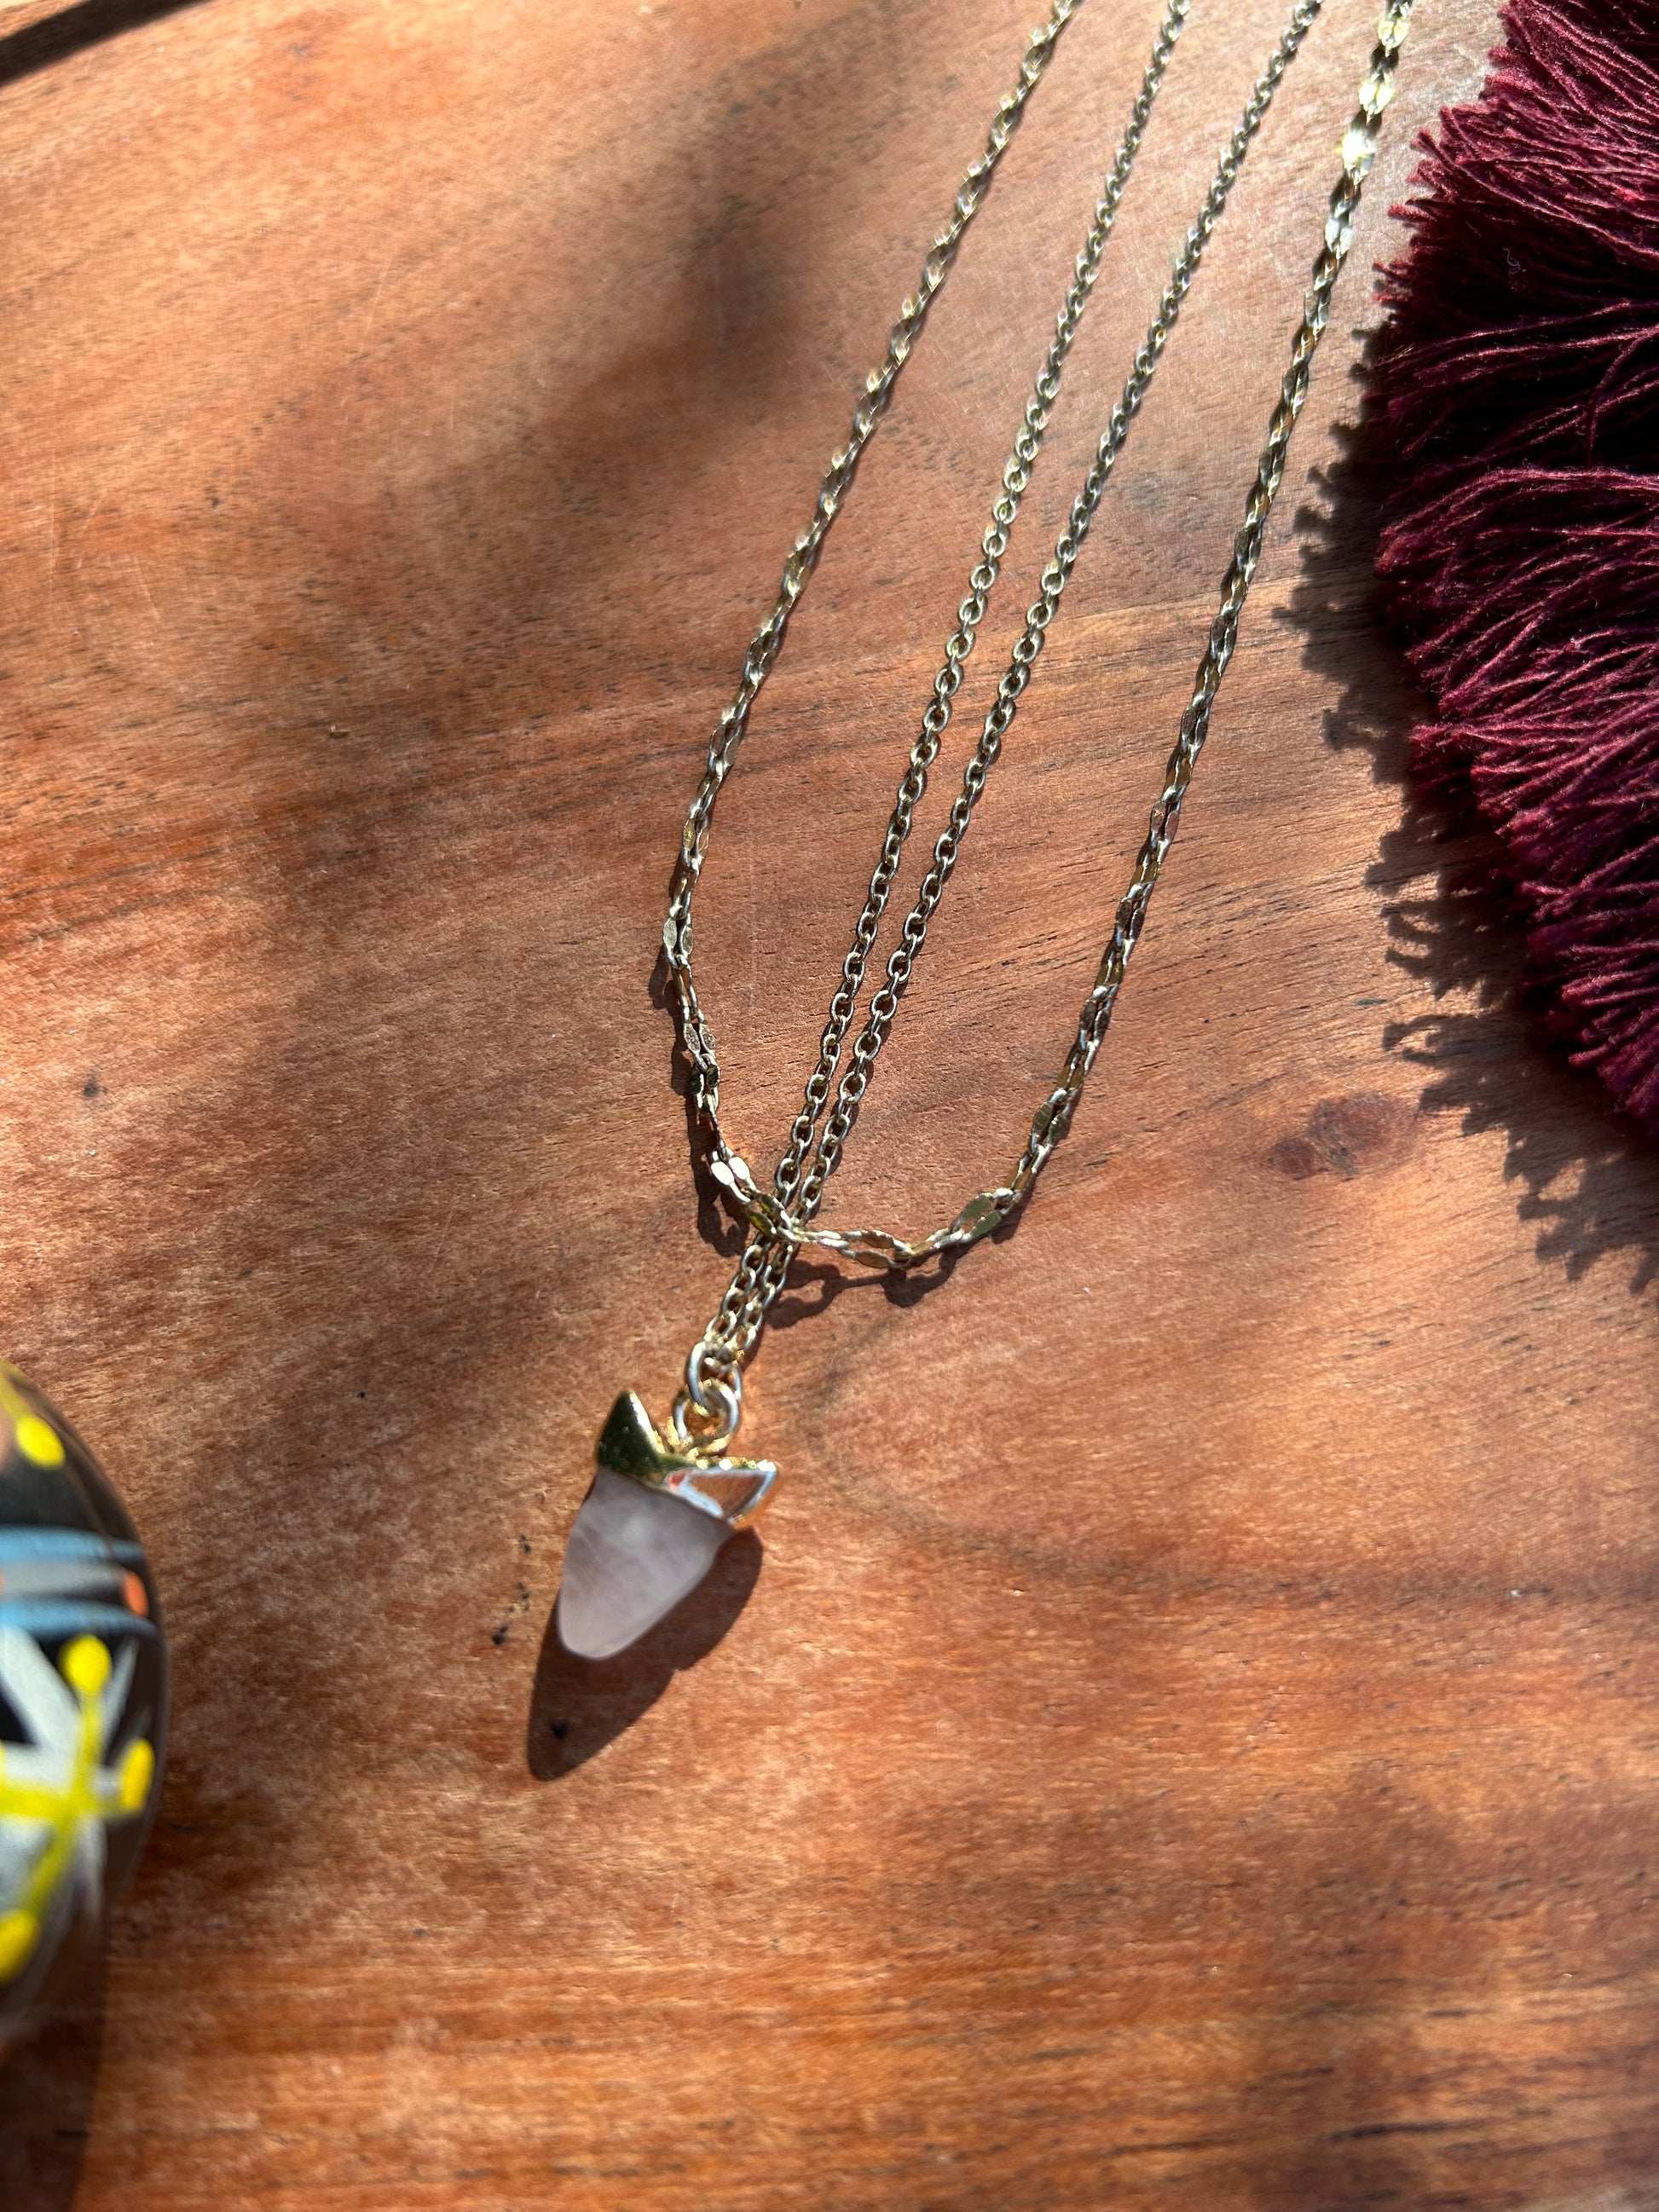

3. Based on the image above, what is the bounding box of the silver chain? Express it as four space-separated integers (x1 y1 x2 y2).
661 1 1417 1451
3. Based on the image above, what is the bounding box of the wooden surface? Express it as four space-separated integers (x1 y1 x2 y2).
4 0 1659 2205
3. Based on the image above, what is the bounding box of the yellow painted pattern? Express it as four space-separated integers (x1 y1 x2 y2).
14 1417 64 1469
0 1367 56 1461
0 1372 158 1985
0 1636 156 1983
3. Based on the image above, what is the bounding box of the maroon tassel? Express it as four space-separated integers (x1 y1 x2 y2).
1373 0 1659 1129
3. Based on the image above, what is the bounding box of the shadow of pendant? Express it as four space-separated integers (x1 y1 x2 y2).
527 1528 763 1780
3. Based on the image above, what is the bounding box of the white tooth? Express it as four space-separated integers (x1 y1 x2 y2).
554 1468 730 1660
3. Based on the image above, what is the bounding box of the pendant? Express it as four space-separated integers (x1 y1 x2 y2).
0 1363 165 2054
554 1391 777 1660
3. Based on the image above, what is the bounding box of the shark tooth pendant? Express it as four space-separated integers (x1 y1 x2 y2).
554 1392 777 1660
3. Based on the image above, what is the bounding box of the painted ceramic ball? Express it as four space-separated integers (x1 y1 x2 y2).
0 1363 165 2052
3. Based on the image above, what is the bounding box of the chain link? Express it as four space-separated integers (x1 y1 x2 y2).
660 0 1089 1132
663 1 1418 1435
768 0 1192 1235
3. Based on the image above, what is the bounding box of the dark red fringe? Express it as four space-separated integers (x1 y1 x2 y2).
1373 0 1659 1128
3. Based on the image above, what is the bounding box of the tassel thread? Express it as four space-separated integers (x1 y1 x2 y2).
1374 0 1659 1128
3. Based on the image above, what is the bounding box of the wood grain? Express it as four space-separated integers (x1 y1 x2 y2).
3 0 1657 2205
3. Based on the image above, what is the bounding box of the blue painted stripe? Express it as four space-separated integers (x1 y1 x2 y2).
0 1533 146 1565
0 1602 158 1640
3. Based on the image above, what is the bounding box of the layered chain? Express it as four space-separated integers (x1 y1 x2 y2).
661 1 1416 1450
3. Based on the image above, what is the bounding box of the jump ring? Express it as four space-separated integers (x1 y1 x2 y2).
668 1371 742 1455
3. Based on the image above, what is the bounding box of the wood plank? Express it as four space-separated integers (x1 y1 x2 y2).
7 0 1659 2206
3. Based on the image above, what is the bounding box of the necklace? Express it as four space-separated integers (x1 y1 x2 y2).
553 0 1416 1660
